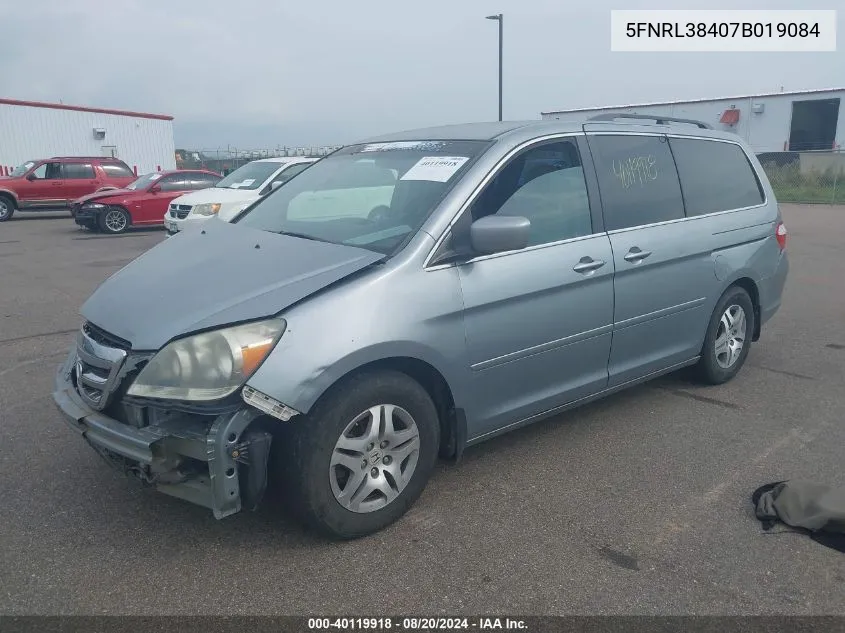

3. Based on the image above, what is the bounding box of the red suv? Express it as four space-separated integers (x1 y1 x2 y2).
72 169 221 234
0 157 137 222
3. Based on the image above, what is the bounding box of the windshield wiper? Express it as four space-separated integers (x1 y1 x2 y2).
276 230 331 243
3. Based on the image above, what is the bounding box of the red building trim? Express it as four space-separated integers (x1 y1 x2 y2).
0 98 173 121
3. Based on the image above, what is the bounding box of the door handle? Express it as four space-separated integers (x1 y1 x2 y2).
51 182 63 186
572 257 606 274
623 247 652 263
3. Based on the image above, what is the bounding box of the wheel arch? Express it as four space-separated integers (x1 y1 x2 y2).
725 275 762 341
297 355 466 460
0 188 19 204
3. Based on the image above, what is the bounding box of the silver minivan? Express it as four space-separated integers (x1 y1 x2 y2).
54 116 789 538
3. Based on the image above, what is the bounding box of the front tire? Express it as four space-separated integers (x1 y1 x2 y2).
0 195 16 222
695 286 755 385
284 370 440 539
98 206 130 234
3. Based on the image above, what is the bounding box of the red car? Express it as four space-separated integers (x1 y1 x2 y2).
72 170 222 234
0 156 137 222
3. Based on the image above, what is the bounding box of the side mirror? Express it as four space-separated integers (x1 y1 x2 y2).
270 181 284 190
26 173 37 181
149 184 161 194
470 215 531 255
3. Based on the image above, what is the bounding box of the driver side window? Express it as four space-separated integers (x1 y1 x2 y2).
157 176 190 192
469 140 593 246
31 162 62 180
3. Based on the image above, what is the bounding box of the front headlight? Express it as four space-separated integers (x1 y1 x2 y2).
127 318 286 401
82 203 106 209
193 203 222 216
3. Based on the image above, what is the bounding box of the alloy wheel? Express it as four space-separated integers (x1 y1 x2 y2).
104 209 127 233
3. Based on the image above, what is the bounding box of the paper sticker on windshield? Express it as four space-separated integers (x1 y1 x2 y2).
400 156 469 182
361 141 448 153
230 179 255 189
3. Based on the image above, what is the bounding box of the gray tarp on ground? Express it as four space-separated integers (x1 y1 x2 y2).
753 480 845 553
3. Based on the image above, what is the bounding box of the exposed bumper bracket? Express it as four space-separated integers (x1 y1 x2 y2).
53 354 270 520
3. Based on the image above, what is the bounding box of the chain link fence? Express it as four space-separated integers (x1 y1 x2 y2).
758 149 845 204
175 146 343 175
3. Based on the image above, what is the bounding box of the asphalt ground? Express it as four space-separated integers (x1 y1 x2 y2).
0 205 843 615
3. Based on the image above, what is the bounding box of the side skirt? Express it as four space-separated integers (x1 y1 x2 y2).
464 356 701 447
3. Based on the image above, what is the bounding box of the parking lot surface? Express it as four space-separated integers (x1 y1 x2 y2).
0 206 843 615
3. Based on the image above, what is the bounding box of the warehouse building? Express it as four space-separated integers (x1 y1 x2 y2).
0 98 176 176
541 87 845 154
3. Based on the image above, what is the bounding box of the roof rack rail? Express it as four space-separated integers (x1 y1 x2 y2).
587 113 712 129
50 156 124 160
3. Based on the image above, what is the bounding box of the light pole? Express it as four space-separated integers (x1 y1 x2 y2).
486 13 503 121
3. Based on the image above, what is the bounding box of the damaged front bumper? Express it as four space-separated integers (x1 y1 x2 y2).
52 351 273 519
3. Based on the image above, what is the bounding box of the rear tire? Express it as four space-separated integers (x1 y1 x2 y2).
695 286 755 385
98 206 130 234
0 195 15 222
282 370 440 539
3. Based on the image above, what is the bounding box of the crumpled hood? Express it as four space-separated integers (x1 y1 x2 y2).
75 188 134 205
81 220 384 350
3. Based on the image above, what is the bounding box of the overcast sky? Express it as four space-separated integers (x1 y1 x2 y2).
1 0 842 149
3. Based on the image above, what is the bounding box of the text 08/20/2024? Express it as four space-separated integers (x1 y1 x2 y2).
307 618 529 630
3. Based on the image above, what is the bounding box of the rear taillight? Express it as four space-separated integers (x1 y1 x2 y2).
775 221 788 250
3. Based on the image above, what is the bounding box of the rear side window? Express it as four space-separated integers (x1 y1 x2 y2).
101 163 135 178
589 135 685 231
669 138 764 216
63 163 95 179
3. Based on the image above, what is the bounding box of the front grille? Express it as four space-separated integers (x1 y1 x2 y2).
83 321 131 351
169 204 192 219
74 324 129 411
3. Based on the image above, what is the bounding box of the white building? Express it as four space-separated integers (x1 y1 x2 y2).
541 87 845 154
0 98 176 176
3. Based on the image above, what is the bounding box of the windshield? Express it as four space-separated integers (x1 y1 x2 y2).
216 162 284 190
126 173 164 190
10 161 36 177
235 140 489 255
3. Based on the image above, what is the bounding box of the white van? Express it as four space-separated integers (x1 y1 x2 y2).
163 157 317 234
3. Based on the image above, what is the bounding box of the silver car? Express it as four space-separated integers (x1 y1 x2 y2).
53 116 789 538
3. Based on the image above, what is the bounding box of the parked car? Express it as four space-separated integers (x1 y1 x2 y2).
72 170 221 234
163 157 317 235
53 117 788 538
0 156 136 222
